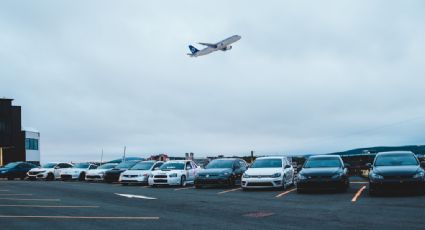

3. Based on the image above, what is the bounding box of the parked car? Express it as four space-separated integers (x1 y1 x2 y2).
296 155 349 193
119 161 164 185
195 158 247 188
60 163 98 181
148 160 200 187
85 163 118 181
27 162 73 180
104 160 141 183
368 151 425 195
107 157 145 164
242 156 294 190
0 162 37 180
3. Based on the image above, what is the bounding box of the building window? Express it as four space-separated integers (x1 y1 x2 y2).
25 138 39 150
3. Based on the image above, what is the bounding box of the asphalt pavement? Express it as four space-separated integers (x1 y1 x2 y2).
0 179 424 230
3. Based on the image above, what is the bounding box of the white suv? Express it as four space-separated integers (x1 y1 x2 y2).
27 162 73 180
242 156 294 190
148 160 200 187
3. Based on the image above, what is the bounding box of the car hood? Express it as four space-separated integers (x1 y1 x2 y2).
152 170 184 176
61 168 85 174
245 168 282 176
299 167 342 176
29 168 53 172
373 165 421 176
105 169 126 174
122 170 150 176
86 169 109 175
198 168 232 175
0 168 11 172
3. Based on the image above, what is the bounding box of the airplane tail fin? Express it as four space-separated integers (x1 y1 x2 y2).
188 45 199 54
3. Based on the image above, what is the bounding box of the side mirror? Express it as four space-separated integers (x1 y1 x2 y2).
284 165 291 169
366 163 372 168
420 161 425 168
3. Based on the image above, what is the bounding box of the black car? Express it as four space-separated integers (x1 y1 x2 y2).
103 160 140 183
368 152 425 195
296 155 350 193
194 158 248 188
0 162 37 180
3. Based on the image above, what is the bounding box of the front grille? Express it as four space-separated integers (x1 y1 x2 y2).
198 174 219 178
309 175 332 179
123 175 138 178
248 182 274 187
29 171 40 175
384 175 413 180
249 175 273 178
154 175 167 179
154 179 167 183
86 175 101 179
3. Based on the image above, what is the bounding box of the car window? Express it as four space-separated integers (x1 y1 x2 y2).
89 165 97 169
239 161 247 168
186 162 193 170
62 163 73 168
154 162 164 168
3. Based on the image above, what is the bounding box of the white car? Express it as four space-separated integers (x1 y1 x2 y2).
85 163 118 181
119 161 164 185
60 163 98 181
148 160 200 187
27 162 74 181
242 156 294 190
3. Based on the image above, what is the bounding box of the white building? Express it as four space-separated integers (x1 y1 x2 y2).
24 128 40 164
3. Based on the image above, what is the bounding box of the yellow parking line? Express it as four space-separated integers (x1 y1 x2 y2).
0 194 32 196
217 188 242 194
0 198 60 201
0 215 160 220
0 205 99 208
275 188 297 198
174 187 194 191
351 186 367 202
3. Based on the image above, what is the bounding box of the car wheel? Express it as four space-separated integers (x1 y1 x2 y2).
46 173 54 181
228 178 235 188
368 185 378 196
242 187 249 191
7 176 14 180
296 188 304 194
122 183 128 186
78 173 85 181
180 175 187 187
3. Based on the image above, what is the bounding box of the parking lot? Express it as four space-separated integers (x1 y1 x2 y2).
0 179 424 230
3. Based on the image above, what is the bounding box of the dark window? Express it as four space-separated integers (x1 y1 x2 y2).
25 138 39 150
186 162 192 170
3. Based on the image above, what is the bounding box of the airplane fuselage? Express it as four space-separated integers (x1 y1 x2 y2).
188 35 241 57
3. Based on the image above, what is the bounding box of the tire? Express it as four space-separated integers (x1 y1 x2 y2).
122 183 128 186
78 173 85 181
7 176 14 181
180 176 187 187
46 173 54 181
228 178 235 188
242 187 249 191
296 188 304 194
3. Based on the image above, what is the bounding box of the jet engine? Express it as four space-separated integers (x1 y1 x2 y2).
222 46 232 51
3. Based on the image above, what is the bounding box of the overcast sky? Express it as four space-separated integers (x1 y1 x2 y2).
1 1 425 162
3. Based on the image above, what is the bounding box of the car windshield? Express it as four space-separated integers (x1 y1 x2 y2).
374 154 418 166
160 162 184 170
250 159 282 168
73 163 90 169
130 162 154 170
205 160 234 169
3 162 19 168
98 163 117 169
304 157 342 168
115 161 138 169
42 163 57 168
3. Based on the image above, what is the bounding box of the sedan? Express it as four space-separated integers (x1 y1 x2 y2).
0 162 37 180
119 161 164 185
368 151 425 195
103 160 140 183
296 155 349 193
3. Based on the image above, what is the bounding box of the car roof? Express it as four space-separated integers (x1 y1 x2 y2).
376 151 415 156
256 156 287 160
309 155 342 159
164 160 191 163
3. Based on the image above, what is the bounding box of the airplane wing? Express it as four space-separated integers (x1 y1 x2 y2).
198 42 217 48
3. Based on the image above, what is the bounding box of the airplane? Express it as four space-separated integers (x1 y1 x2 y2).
187 35 241 57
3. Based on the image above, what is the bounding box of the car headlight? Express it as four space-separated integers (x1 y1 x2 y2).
370 172 384 179
271 173 282 178
220 172 230 177
242 173 250 178
169 173 178 178
332 173 344 179
413 172 425 179
297 174 307 180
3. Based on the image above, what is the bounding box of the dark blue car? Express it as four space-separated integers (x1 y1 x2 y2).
0 162 37 180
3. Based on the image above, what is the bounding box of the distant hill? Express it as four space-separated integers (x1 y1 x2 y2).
329 145 425 156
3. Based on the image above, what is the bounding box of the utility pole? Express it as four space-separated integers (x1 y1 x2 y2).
250 150 254 163
122 146 126 162
100 148 104 164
